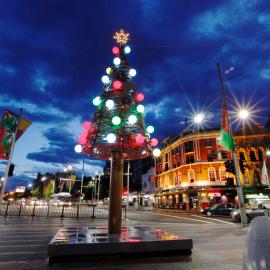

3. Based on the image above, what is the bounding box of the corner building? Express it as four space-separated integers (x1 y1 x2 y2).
155 125 270 210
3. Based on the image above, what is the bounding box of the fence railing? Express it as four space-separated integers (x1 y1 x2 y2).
0 202 127 219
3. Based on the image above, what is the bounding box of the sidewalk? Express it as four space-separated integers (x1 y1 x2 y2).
130 206 200 214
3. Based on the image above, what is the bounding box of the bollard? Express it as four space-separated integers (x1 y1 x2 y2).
60 204 65 218
244 216 270 270
31 204 36 217
4 203 9 217
91 204 96 218
76 204 80 220
18 202 22 216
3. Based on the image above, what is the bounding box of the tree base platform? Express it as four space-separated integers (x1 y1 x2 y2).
48 226 193 264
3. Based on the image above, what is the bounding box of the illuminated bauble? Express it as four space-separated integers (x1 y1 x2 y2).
113 57 121 65
93 96 101 106
153 148 161 157
82 121 91 130
135 134 145 144
78 136 87 145
150 138 158 147
106 133 116 143
124 46 131 54
146 125 155 134
129 68 137 77
112 47 120 55
82 129 89 137
106 99 114 110
112 80 122 90
106 67 112 75
136 104 144 113
101 75 110 84
128 115 137 124
136 93 144 102
112 116 121 125
74 144 82 153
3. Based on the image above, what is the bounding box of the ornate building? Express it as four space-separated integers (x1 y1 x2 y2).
154 124 270 210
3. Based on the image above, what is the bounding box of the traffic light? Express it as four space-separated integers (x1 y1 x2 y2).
8 163 15 177
224 160 235 174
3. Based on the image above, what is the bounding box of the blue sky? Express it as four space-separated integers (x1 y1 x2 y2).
0 0 270 190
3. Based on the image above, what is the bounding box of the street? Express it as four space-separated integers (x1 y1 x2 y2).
0 209 246 270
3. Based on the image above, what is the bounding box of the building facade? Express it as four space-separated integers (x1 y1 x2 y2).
154 126 270 210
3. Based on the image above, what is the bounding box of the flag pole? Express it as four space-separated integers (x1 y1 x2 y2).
0 108 23 206
217 63 247 226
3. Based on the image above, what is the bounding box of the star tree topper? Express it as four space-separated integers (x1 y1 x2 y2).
113 29 130 45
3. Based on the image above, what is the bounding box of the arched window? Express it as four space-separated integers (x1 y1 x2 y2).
249 148 257 162
188 169 195 183
219 166 226 181
174 173 178 186
258 147 264 161
208 167 216 181
178 172 181 185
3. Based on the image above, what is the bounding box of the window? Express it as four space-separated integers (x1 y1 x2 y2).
174 173 178 186
188 169 195 183
205 138 212 146
178 173 181 185
186 154 195 164
239 151 246 161
219 166 226 181
258 148 264 161
184 141 194 152
250 149 257 162
208 167 216 181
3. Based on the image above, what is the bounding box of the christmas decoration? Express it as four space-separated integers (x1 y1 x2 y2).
80 30 157 161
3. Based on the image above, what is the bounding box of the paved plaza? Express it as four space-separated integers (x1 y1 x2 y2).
0 209 247 270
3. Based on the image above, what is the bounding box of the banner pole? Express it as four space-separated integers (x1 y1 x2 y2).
0 108 23 206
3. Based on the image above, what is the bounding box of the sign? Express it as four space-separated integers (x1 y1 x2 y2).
15 186 26 193
245 193 269 200
208 192 221 197
0 110 31 160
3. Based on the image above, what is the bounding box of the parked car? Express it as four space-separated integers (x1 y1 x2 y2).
231 203 270 223
200 203 236 216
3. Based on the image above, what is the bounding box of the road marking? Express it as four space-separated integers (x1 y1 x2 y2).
190 215 235 225
151 212 213 224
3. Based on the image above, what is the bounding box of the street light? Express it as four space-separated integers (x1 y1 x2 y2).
266 149 270 157
74 144 85 203
238 109 249 120
193 113 205 124
41 176 47 181
28 183 33 188
1 177 5 182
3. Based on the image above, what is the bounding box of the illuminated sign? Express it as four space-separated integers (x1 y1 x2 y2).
245 193 269 199
15 186 25 193
208 192 221 197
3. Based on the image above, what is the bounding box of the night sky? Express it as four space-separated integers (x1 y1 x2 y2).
1 0 270 190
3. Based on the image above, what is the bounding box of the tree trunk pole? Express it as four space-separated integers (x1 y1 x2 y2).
108 151 123 235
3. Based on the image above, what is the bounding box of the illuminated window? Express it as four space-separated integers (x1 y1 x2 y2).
178 173 181 185
219 166 226 181
208 167 216 181
188 169 195 183
174 173 178 186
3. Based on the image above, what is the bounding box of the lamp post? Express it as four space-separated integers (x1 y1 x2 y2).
74 144 85 203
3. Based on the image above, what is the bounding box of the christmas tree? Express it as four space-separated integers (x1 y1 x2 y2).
78 29 159 160
78 30 160 234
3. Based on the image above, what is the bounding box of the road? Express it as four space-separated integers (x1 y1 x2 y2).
0 209 247 270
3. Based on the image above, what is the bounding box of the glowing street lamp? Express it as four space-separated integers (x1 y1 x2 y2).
1 177 5 182
28 183 33 188
41 176 47 181
193 113 205 124
266 149 270 157
238 109 249 120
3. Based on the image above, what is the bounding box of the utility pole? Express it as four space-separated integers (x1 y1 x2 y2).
217 63 247 226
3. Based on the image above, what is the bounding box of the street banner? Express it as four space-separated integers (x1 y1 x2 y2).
0 110 31 160
261 159 269 186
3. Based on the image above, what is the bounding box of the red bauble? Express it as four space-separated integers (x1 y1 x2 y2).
82 129 89 137
78 136 87 145
136 134 145 144
113 80 122 90
112 47 120 55
136 93 144 102
82 121 91 130
150 138 158 147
